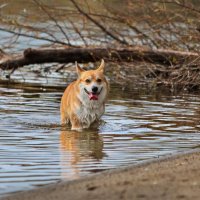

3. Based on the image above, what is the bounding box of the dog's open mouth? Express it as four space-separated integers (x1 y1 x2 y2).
84 88 102 100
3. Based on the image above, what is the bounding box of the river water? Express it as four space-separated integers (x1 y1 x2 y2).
1 82 200 196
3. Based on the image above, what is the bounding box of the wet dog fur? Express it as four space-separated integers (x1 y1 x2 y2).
60 60 109 130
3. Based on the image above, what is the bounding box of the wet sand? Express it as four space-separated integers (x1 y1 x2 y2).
1 150 200 200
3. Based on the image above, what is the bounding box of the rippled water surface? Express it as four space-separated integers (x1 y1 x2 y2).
1 84 200 196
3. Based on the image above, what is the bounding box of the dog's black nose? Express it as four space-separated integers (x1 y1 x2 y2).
92 86 98 93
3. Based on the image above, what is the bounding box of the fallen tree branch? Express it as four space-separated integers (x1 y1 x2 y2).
0 47 199 70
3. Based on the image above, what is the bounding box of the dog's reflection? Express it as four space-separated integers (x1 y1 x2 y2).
59 130 104 179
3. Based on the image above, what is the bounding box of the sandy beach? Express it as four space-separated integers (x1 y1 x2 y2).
1 150 200 200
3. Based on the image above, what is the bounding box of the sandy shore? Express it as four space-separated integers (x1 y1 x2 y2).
1 150 200 200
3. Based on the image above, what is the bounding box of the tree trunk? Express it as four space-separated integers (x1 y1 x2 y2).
0 47 199 70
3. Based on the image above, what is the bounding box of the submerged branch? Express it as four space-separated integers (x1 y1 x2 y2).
0 47 199 70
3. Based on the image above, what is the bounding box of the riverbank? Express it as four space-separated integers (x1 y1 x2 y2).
1 150 200 200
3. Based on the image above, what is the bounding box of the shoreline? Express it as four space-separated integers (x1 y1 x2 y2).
1 149 200 200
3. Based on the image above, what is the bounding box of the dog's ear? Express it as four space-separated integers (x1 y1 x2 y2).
97 59 105 73
76 61 84 77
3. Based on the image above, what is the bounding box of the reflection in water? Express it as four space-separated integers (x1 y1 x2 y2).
59 130 104 179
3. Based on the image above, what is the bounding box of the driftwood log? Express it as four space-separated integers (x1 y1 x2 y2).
0 47 199 70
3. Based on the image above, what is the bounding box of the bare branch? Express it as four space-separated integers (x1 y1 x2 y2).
32 0 74 47
154 0 200 14
68 19 88 46
70 0 129 45
0 27 68 45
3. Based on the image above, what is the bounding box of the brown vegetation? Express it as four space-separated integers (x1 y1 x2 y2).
0 0 200 90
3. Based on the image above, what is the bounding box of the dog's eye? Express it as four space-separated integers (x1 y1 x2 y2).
97 78 102 83
85 79 91 83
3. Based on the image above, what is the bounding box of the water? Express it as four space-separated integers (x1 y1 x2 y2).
1 83 200 196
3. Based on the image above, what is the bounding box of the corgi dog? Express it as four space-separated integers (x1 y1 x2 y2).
60 59 109 130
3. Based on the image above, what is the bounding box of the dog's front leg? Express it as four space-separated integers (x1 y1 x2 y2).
71 114 83 131
61 113 69 126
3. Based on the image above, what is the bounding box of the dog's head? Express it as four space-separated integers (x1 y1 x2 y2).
76 59 109 104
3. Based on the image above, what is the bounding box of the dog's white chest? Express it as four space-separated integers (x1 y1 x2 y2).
76 103 104 128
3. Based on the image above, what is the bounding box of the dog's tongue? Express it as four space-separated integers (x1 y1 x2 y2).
89 93 98 100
